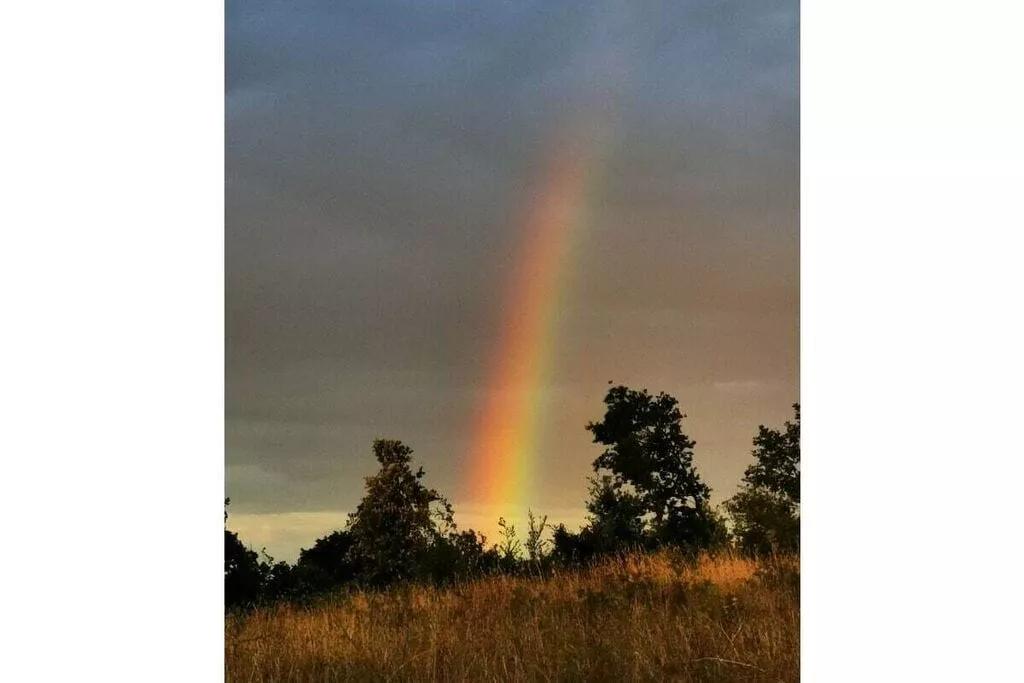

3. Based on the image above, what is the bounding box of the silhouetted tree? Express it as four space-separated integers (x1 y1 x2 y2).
423 528 497 582
550 523 607 565
725 404 800 555
724 488 799 555
257 549 307 602
585 385 718 550
296 530 358 591
584 475 649 552
346 439 455 585
704 505 735 552
745 404 800 504
551 524 586 564
224 498 264 609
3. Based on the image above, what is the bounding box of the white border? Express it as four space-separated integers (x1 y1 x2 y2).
1 1 223 679
803 0 1024 679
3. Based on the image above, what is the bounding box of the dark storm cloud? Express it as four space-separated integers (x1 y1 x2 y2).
226 0 798 544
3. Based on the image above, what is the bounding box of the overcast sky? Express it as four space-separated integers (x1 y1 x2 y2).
226 0 798 561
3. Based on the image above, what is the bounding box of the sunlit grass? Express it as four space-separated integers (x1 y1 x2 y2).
226 551 799 682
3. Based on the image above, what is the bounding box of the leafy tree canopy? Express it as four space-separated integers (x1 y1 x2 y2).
224 498 265 609
585 385 716 549
725 404 801 555
346 439 455 585
297 530 357 588
743 404 800 504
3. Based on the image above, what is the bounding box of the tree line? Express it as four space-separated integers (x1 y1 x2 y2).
226 384 800 609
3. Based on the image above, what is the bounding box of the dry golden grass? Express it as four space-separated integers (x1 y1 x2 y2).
226 552 798 682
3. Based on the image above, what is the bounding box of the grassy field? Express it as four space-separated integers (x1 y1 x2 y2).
226 552 799 682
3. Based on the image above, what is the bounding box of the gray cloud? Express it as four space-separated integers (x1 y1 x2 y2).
226 0 799 546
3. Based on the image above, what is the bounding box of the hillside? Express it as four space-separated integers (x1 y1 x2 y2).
226 551 799 682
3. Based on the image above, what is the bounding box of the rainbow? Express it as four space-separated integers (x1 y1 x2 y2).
467 119 609 523
465 0 635 534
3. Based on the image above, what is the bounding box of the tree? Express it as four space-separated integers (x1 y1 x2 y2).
724 488 799 556
256 548 305 603
585 385 717 550
346 439 455 585
422 528 496 582
296 530 357 590
224 498 264 609
551 523 591 565
745 404 800 504
584 475 648 552
725 404 800 555
703 505 735 552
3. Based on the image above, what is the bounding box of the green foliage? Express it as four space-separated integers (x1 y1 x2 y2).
422 528 498 582
296 530 358 591
700 505 734 553
724 488 799 555
585 475 648 552
346 439 455 586
584 385 717 551
725 404 801 556
745 404 800 504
